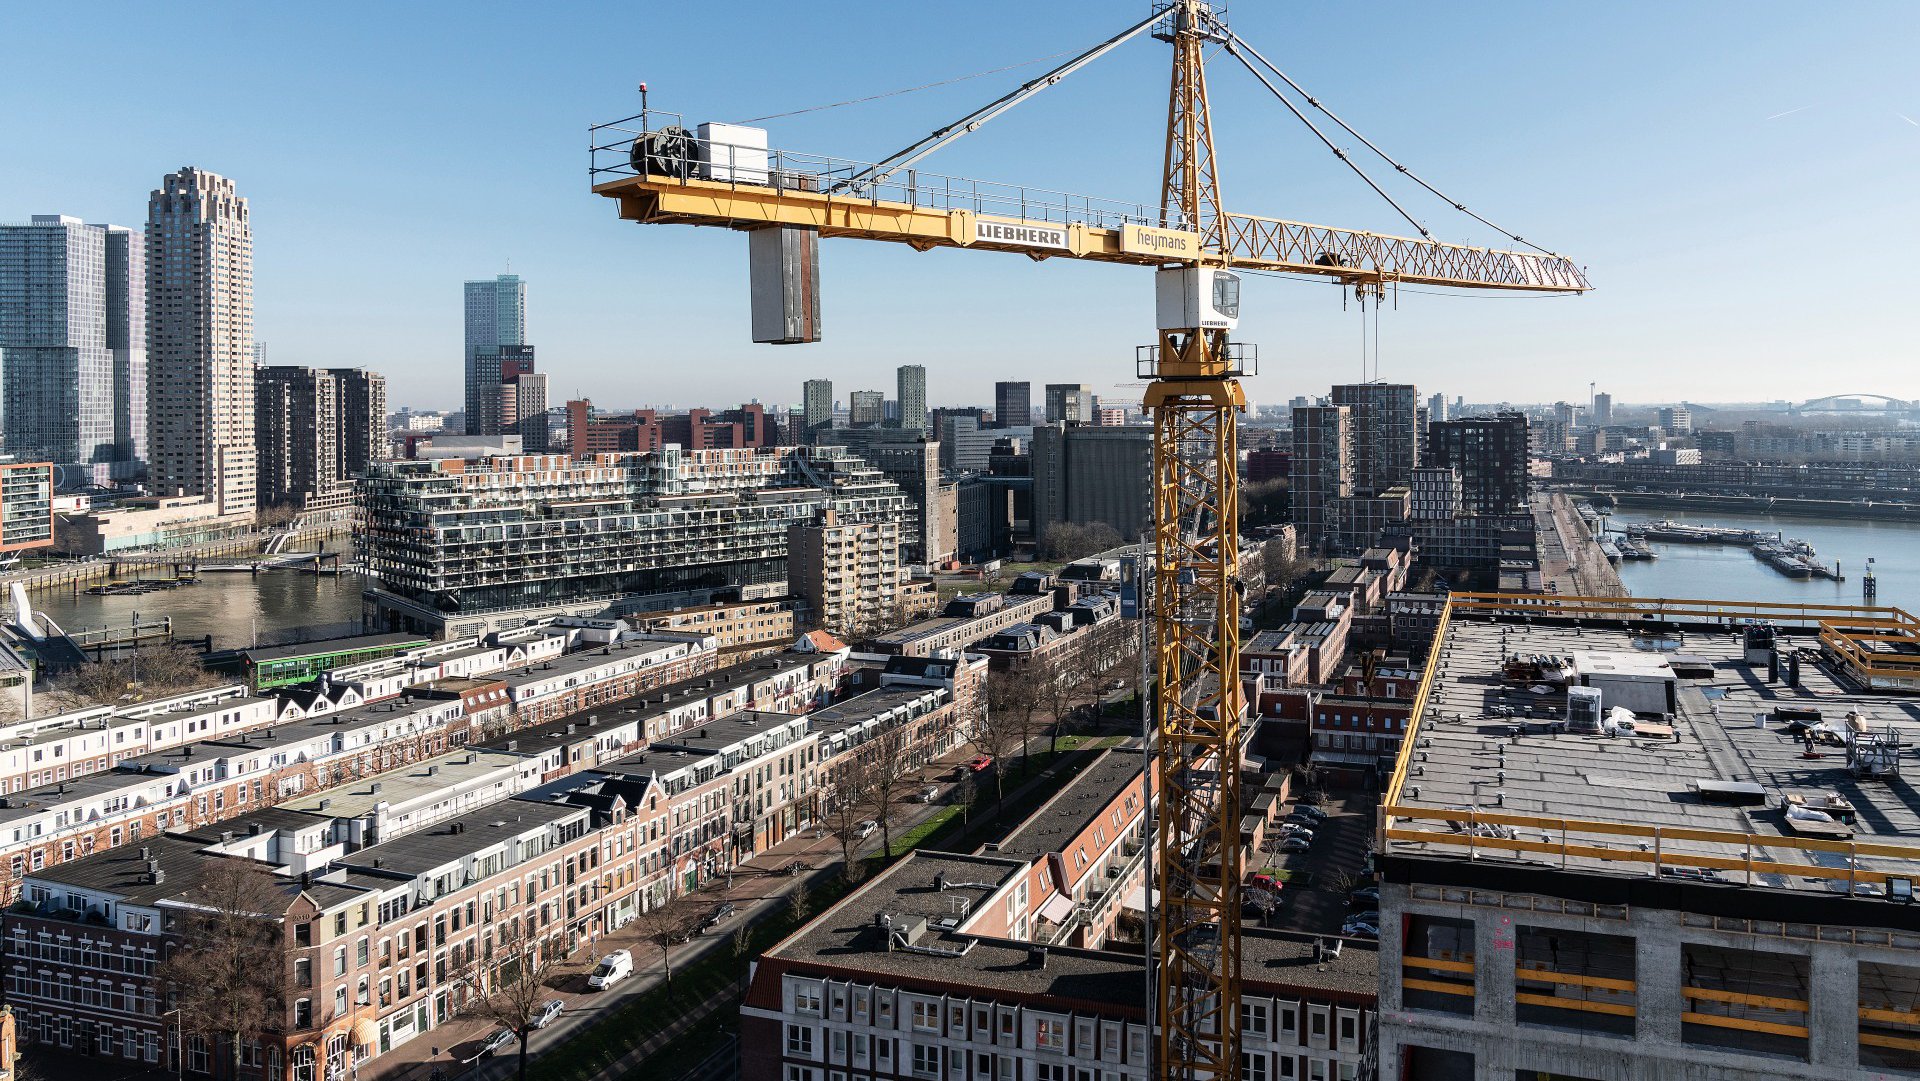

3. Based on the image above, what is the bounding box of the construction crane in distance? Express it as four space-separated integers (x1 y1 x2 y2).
589 5 1589 1079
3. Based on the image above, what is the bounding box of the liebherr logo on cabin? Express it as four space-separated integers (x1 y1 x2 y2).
974 220 1068 249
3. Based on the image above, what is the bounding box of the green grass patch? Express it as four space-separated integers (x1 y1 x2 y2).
1255 867 1314 887
888 807 962 857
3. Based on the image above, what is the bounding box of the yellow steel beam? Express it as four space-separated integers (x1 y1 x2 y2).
1513 993 1639 1018
1680 1012 1810 1039
590 173 1591 292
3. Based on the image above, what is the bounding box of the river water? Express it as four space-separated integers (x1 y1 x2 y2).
33 539 367 650
1610 507 1920 609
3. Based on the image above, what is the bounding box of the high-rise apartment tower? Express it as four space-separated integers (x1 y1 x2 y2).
146 168 255 513
895 365 927 433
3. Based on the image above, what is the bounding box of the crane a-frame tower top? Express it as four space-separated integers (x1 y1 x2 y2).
590 5 1587 1079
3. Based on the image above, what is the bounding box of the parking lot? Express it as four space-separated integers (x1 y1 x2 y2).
1247 786 1380 940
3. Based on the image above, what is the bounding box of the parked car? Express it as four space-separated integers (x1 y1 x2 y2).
698 902 738 934
1247 872 1283 893
1291 805 1329 821
1279 824 1314 839
531 999 565 1029
1280 836 1312 852
854 820 878 840
588 949 634 990
1341 922 1379 941
1349 886 1380 906
913 784 941 803
968 755 995 773
480 1028 516 1057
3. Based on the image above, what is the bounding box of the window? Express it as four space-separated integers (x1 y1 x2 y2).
333 947 347 977
911 1045 940 1078
787 1025 815 1057
1034 1019 1065 1051
1037 1068 1067 1081
793 982 822 1015
1242 1001 1270 1038
1241 1054 1268 1081
911 1002 939 1031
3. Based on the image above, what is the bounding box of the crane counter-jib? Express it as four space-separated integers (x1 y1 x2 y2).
590 170 1592 293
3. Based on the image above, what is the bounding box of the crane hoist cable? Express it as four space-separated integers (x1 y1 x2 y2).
734 50 1078 124
1215 32 1433 241
1214 17 1561 257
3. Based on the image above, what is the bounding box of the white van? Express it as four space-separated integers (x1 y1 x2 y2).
587 949 633 990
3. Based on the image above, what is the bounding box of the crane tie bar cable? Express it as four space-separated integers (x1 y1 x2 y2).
735 50 1078 124
1214 17 1559 257
1215 34 1433 242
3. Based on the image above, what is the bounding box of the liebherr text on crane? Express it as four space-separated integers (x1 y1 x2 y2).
589 4 1587 1080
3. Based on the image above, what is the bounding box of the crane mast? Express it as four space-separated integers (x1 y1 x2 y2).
588 8 1588 1080
1148 4 1244 1078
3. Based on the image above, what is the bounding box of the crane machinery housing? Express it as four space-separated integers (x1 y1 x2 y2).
589 5 1589 1079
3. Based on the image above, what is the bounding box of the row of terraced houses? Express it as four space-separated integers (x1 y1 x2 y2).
0 618 987 1081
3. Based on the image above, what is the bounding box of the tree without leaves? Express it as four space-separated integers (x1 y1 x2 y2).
985 668 1043 787
816 773 874 881
156 859 291 1081
972 675 1028 808
448 929 560 1081
628 894 698 1002
56 643 217 706
855 726 915 862
1036 522 1123 562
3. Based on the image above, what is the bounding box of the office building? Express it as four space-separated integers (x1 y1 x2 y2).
1379 592 1920 1080
0 217 148 486
938 415 1006 473
1290 404 1352 554
787 508 906 636
147 168 255 514
255 367 386 512
1044 382 1094 425
994 380 1032 428
1592 391 1613 425
896 364 927 433
358 444 907 638
462 274 526 436
1331 382 1420 494
1030 423 1152 544
1658 404 1693 434
849 390 885 429
802 378 834 441
510 370 549 451
1426 411 1530 516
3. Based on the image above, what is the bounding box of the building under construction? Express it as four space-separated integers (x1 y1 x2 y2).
1379 593 1920 1079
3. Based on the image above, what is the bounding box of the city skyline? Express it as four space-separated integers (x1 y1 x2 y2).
5 2 1915 411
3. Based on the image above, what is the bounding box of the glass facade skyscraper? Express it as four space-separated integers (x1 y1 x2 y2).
0 215 144 485
464 274 526 436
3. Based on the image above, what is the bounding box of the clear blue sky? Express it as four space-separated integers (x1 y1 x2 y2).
4 2 1914 413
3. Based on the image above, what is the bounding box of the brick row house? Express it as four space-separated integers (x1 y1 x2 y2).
1 647 988 1079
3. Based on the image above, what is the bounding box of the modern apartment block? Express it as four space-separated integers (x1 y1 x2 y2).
0 216 146 485
1378 593 1920 1080
787 509 906 636
802 379 834 441
1330 383 1419 495
1592 391 1613 425
849 390 886 429
1290 404 1352 554
255 367 386 512
1424 412 1530 516
1427 391 1449 424
896 365 927 433
0 460 54 554
507 369 549 451
1658 404 1693 434
356 445 907 638
1029 424 1152 544
994 381 1032 428
819 430 955 565
147 168 255 514
1043 383 1094 425
462 274 526 437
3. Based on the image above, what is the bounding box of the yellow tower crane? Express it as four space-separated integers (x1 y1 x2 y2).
590 5 1588 1078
